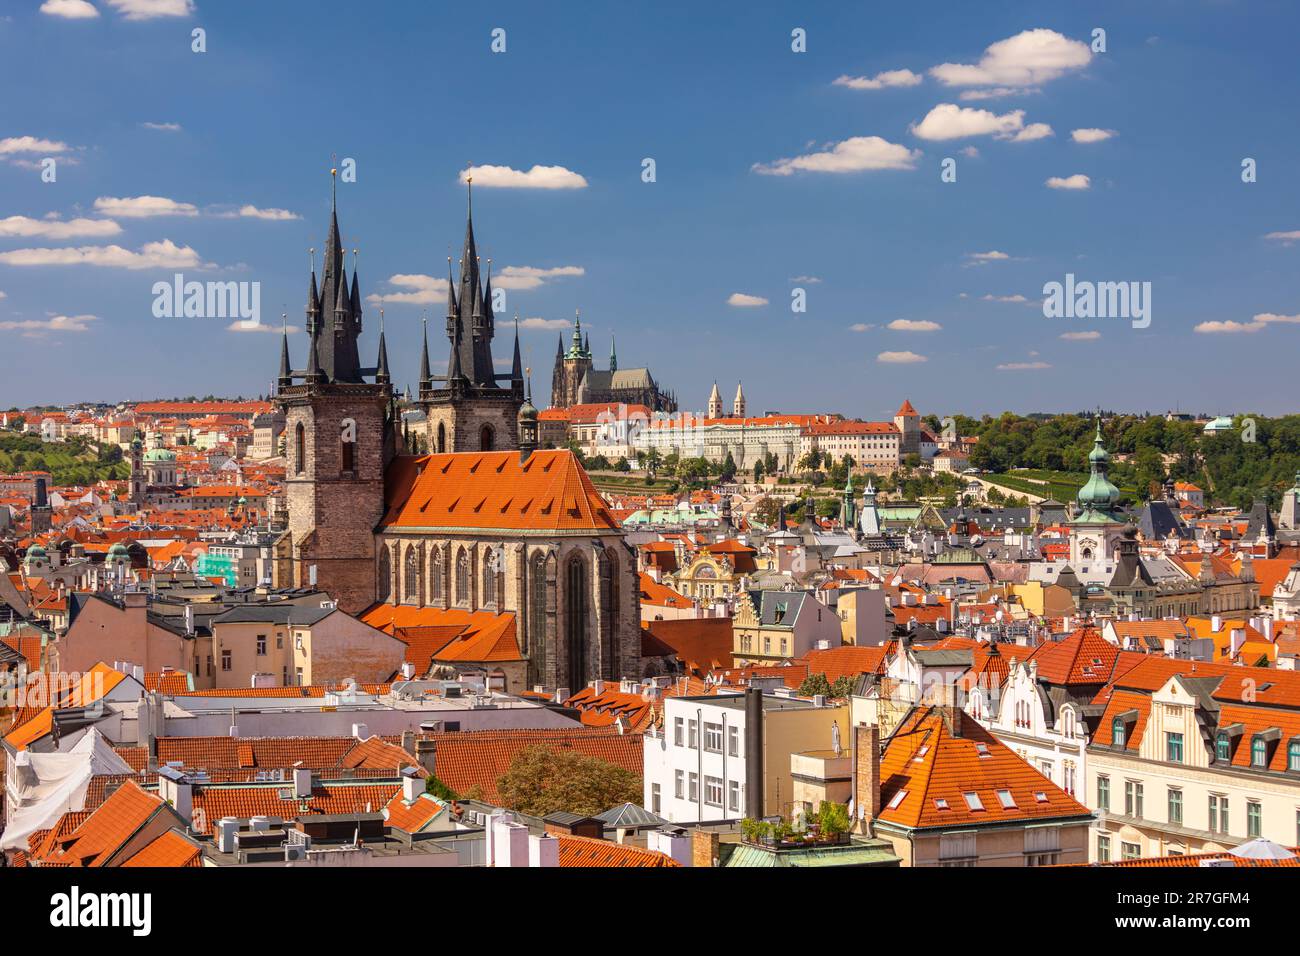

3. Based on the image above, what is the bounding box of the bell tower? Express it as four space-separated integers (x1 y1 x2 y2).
274 169 399 613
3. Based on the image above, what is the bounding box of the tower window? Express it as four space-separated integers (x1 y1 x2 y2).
480 424 494 451
294 423 305 474
341 434 356 474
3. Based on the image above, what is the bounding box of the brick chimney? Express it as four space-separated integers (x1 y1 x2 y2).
691 829 719 868
853 723 881 834
415 738 437 777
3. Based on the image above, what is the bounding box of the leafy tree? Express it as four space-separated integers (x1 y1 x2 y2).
817 800 851 836
720 451 737 482
424 775 459 802
495 744 642 817
798 673 833 698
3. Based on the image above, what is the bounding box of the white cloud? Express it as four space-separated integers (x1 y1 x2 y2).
104 0 194 19
495 265 584 290
963 250 1017 267
1193 320 1265 334
790 275 821 284
1060 330 1100 340
911 103 1027 141
877 350 927 364
1255 312 1300 325
930 29 1091 88
227 321 298 334
848 323 874 332
960 146 980 159
1046 174 1090 190
366 274 447 306
727 293 769 307
460 164 588 190
959 86 1039 101
0 239 203 270
141 121 182 132
981 293 1028 303
0 215 121 239
93 195 198 217
752 136 920 175
40 0 99 18
887 319 941 332
1263 230 1300 243
518 317 571 330
997 361 1052 370
233 205 301 221
1010 122 1053 142
0 313 98 333
0 136 74 156
1071 128 1116 143
833 69 923 90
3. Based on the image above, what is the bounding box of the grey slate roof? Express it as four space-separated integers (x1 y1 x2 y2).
595 803 669 828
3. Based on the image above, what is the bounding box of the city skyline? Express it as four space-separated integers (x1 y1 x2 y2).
3 1 1300 416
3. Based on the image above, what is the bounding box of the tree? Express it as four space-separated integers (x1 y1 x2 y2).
495 744 643 817
817 800 851 837
720 451 737 482
753 459 765 483
798 673 832 698
424 775 459 802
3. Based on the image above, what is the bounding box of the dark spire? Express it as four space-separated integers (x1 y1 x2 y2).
511 314 523 383
610 334 617 372
349 250 362 328
483 259 495 337
306 248 320 336
306 324 321 381
419 314 431 391
448 322 464 381
375 308 390 386
556 334 564 359
445 257 458 328
311 167 364 383
277 314 291 390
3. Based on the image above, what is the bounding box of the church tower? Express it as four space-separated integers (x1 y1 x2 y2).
274 170 400 613
708 382 723 419
733 382 746 418
419 183 524 452
1068 420 1127 568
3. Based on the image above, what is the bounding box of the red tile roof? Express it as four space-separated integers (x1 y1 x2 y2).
557 834 679 867
121 828 203 868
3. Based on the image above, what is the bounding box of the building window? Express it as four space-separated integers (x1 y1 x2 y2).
340 426 355 474
1209 794 1228 834
1124 781 1143 818
1252 736 1268 768
688 719 698 749
1216 733 1231 761
482 550 498 609
704 722 723 753
962 791 984 812
1097 834 1111 863
1289 740 1300 772
429 549 443 604
221 650 232 672
377 546 392 602
455 549 470 607
728 780 741 813
704 776 723 807
479 423 494 452
1112 717 1126 747
1247 801 1262 838
996 789 1016 809
1121 842 1141 861
256 634 267 656
728 725 740 757
651 783 661 815
404 547 420 604
673 716 684 747
1168 788 1183 826
1166 732 1184 764
674 770 684 799
688 772 699 802
294 423 305 474
1097 775 1109 812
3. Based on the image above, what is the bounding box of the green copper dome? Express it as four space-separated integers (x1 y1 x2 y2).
143 447 176 463
107 542 129 556
1076 421 1119 512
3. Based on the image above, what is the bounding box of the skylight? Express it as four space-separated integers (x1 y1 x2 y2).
996 789 1016 809
963 791 984 811
887 789 908 810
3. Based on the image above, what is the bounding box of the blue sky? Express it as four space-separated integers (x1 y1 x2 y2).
2 0 1299 420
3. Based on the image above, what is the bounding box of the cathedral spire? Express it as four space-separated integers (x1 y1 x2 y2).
511 314 523 383
419 313 431 391
610 334 617 372
375 308 390 386
277 313 291 391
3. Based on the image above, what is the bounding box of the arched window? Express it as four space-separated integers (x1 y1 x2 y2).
606 547 621 677
565 555 588 688
1063 709 1076 738
294 423 306 474
404 546 420 604
429 548 443 604
480 424 494 451
1112 717 1126 748
377 545 391 602
436 422 446 454
341 424 356 474
528 551 548 659
456 548 470 606
483 548 499 608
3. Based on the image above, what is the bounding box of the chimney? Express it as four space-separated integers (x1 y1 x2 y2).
691 829 720 868
744 686 764 819
492 817 530 867
415 738 437 777
400 730 416 755
351 722 370 740
528 833 559 867
853 723 882 833
555 687 570 704
1229 628 1247 659
293 766 312 799
401 766 423 803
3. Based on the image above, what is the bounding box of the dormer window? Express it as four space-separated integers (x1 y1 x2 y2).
1112 717 1126 747
1288 739 1300 772
1216 734 1231 761
1252 737 1268 768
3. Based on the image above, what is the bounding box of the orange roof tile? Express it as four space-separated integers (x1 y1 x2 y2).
557 834 679 867
189 782 401 835
381 450 618 533
121 828 203 868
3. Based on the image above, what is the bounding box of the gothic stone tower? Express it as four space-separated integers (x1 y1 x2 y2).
275 175 399 614
550 313 593 408
418 189 524 453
